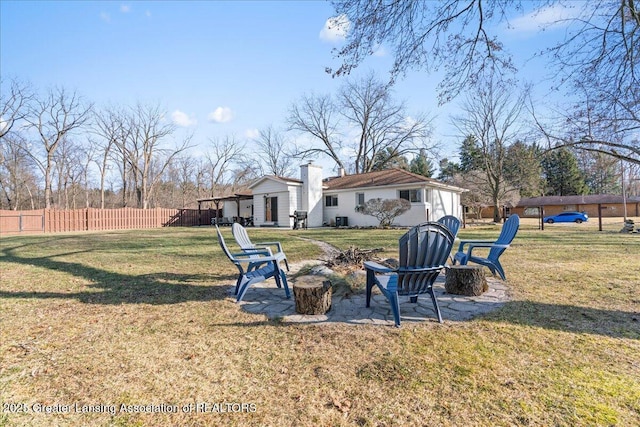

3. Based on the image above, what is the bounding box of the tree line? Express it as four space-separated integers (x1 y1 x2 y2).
2 1 638 212
0 74 438 210
328 0 639 221
1 72 638 213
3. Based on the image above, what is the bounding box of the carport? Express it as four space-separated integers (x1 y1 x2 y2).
197 193 254 226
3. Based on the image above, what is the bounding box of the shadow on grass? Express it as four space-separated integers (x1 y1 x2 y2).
203 289 639 340
0 243 236 305
484 300 640 340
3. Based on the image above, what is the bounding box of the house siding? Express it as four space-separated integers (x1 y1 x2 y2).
323 186 436 227
240 166 466 228
250 178 302 227
430 188 460 221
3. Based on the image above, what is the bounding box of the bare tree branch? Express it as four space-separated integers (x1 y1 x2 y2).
23 87 92 208
253 125 296 177
0 78 33 139
329 0 517 104
289 74 433 173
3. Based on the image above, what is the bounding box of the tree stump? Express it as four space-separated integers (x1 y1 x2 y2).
293 276 332 315
445 266 488 296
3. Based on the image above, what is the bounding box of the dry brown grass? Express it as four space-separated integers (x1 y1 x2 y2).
1 222 639 426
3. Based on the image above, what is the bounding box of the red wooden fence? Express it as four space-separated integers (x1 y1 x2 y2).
0 208 216 235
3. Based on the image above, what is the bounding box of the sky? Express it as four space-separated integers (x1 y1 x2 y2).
1 1 580 177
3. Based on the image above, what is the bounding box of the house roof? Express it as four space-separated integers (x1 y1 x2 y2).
248 175 302 189
518 194 640 207
323 168 467 193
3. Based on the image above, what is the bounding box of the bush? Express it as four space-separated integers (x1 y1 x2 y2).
361 198 411 227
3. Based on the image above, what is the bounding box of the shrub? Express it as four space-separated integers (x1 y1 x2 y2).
361 198 411 227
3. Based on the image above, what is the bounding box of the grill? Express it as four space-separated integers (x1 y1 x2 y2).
292 210 308 229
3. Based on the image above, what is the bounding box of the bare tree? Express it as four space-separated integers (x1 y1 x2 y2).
0 77 32 139
0 133 38 209
330 0 639 160
92 106 131 208
288 93 346 170
205 136 245 197
253 125 296 177
24 87 92 208
548 1 638 120
452 79 526 222
79 143 96 208
532 84 640 166
52 136 85 209
173 155 197 208
194 158 208 200
339 74 433 173
328 0 516 104
453 170 491 219
289 74 433 173
115 103 190 208
453 169 519 220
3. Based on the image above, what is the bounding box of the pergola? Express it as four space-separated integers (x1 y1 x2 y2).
196 193 253 226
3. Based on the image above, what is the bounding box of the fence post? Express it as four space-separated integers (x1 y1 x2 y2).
598 204 603 232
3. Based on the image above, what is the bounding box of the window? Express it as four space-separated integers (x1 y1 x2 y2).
399 189 421 203
325 195 338 207
563 205 577 211
265 196 278 222
524 207 540 216
355 192 366 212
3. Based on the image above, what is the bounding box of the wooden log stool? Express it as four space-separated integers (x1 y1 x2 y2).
445 265 488 296
293 276 332 315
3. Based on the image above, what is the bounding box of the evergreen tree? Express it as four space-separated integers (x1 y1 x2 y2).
409 149 435 177
438 158 461 183
459 135 483 172
577 151 620 194
504 141 544 197
542 148 589 195
371 147 409 171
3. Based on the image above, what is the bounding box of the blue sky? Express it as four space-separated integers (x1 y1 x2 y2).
1 1 580 175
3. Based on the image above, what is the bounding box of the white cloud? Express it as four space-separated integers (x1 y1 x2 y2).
372 44 387 57
403 116 419 128
145 10 152 18
508 4 585 33
319 14 350 43
100 11 111 23
207 107 234 123
120 4 131 13
171 110 197 127
244 128 259 139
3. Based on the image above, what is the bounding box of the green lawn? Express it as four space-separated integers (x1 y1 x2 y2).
1 222 639 426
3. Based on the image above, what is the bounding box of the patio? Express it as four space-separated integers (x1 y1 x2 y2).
232 265 510 325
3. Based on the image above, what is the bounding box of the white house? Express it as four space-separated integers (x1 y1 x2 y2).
216 164 466 228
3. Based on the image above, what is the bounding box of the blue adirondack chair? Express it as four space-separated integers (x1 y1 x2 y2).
364 222 455 326
215 225 290 302
437 215 461 262
453 214 520 280
436 215 461 239
232 223 290 271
